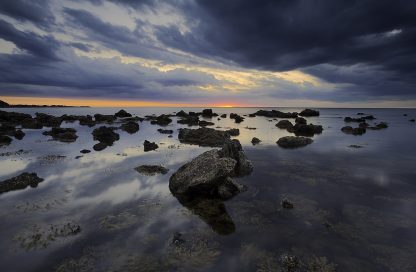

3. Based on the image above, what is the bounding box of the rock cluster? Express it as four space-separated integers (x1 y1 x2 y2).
43 127 78 142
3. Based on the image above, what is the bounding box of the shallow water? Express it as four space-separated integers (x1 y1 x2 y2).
1 107 416 272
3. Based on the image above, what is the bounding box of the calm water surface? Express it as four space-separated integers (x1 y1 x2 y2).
1 107 416 271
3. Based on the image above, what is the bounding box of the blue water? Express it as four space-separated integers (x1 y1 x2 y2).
1 107 416 271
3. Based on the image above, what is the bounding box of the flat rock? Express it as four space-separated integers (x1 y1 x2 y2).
178 127 231 147
277 136 313 148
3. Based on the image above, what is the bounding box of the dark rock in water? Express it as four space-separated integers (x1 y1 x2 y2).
92 126 119 145
368 122 388 130
199 120 215 127
410 119 415 122
295 117 307 124
299 109 320 117
35 113 63 127
94 114 116 123
277 136 313 148
168 135 173 138
341 126 366 135
251 137 261 145
221 114 227 118
254 110 298 118
80 149 91 154
349 145 363 148
276 120 294 129
344 116 374 123
226 128 240 136
281 198 294 209
169 139 252 200
248 113 256 117
135 165 169 175
244 126 256 130
93 142 108 151
0 135 12 146
362 115 375 120
202 109 218 117
21 118 43 129
120 121 139 134
0 110 32 124
230 113 244 123
357 112 365 115
0 124 17 137
78 115 95 127
75 155 83 159
289 123 323 137
43 127 78 142
177 115 199 126
176 110 188 117
150 114 172 126
0 172 44 194
14 130 25 140
178 127 231 147
359 122 369 128
157 128 173 134
143 140 158 152
114 109 132 118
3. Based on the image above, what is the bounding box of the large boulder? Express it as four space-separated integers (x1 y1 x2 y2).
277 136 313 148
169 140 252 200
201 109 218 117
299 109 320 117
178 127 231 147
0 172 44 194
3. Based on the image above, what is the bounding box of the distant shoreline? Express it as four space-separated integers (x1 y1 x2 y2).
0 99 89 108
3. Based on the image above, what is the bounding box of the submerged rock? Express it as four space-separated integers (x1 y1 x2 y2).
120 121 139 134
158 128 173 134
114 109 132 118
299 109 320 117
341 126 366 135
135 165 169 175
251 137 261 145
43 127 78 142
169 139 252 200
178 127 231 147
0 172 44 194
143 140 158 152
276 136 313 148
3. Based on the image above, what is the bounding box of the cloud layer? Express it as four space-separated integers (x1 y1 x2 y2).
0 0 415 106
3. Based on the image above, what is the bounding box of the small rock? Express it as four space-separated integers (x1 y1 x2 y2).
80 149 91 154
93 142 108 151
135 165 169 175
281 198 294 209
157 128 173 134
276 120 294 129
251 137 261 145
143 140 158 152
277 136 313 148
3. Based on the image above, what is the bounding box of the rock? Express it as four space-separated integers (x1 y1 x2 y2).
299 109 320 117
199 120 215 127
21 118 43 129
43 127 78 142
14 130 25 140
251 137 261 145
359 122 369 128
80 149 91 154
244 126 256 130
248 113 256 117
35 113 63 127
120 121 139 134
281 198 294 209
143 140 158 152
357 112 365 115
226 128 240 136
157 128 173 134
254 110 298 118
114 109 132 118
178 127 231 147
410 119 415 122
94 114 115 123
295 117 307 124
276 120 294 129
93 142 108 151
177 115 199 126
348 145 363 148
344 116 374 122
176 110 188 117
135 165 169 175
169 139 252 199
0 172 44 194
230 113 244 123
362 115 375 120
341 126 366 135
78 115 95 127
150 114 172 126
92 126 120 145
202 109 217 117
277 136 313 148
368 122 388 130
289 123 323 137
0 110 32 124
75 155 83 159
280 254 300 271
220 114 227 118
0 135 12 146
0 123 17 136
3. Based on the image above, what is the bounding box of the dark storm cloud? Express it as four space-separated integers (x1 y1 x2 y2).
0 0 55 28
0 19 60 60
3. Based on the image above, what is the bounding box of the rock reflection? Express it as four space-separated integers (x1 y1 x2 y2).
175 195 235 235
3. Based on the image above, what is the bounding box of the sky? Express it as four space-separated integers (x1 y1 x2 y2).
0 0 415 107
